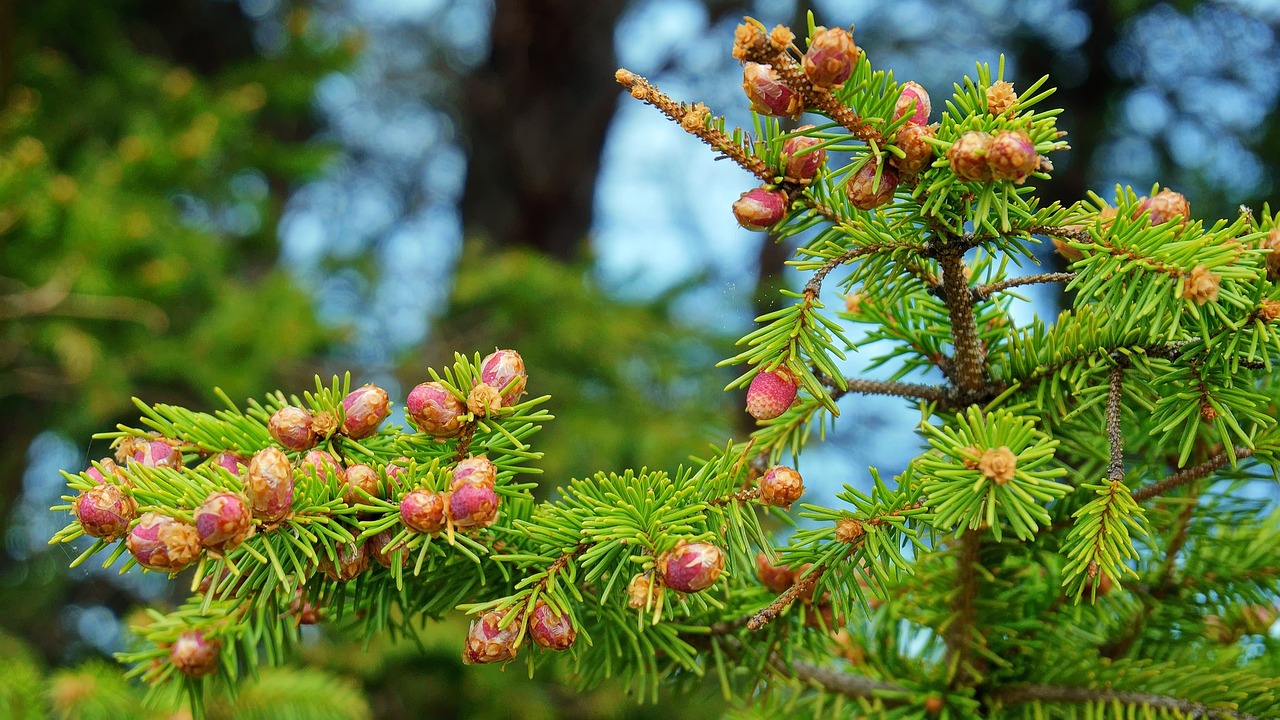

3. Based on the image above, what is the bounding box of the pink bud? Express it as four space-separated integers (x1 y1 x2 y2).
890 124 937 175
742 62 803 119
733 187 788 230
449 478 500 530
759 466 805 508
480 349 528 407
367 528 408 569
803 27 859 89
194 492 253 552
846 160 899 210
746 368 798 421
342 463 380 505
127 512 201 572
452 455 497 488
400 490 447 533
893 81 931 126
341 384 391 439
83 458 123 484
462 609 521 665
211 452 246 476
658 541 725 594
300 449 345 484
133 439 183 470
529 602 577 651
781 126 826 183
74 484 136 540
385 458 410 489
948 131 995 182
269 406 316 450
246 447 294 522
987 130 1038 184
289 589 322 625
1136 189 1190 226
755 552 795 594
170 630 220 678
318 541 368 582
406 382 465 438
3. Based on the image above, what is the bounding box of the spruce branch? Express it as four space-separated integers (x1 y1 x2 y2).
973 271 1076 301
1131 446 1257 503
1106 363 1125 482
938 251 986 397
787 659 908 702
990 684 1263 720
946 528 981 688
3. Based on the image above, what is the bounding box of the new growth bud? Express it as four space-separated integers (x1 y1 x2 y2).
987 130 1038 184
74 484 136 540
948 131 994 182
1262 228 1280 280
343 463 380 505
746 368 798 421
742 62 803 119
211 452 246 476
462 609 521 665
758 465 805 508
133 439 183 470
268 406 316 451
368 528 408 569
627 573 660 609
466 383 502 417
986 80 1018 115
890 124 936 175
449 463 501 530
194 492 253 552
300 449 344 483
246 447 294 522
658 541 725 593
127 512 201 572
845 159 898 210
84 458 123 484
781 126 826 183
1136 189 1190 226
406 382 465 438
170 630 220 678
733 187 788 230
893 81 930 126
341 384 391 439
803 26 858 89
400 490 447 534
529 602 577 651
318 541 368 582
480 349 528 406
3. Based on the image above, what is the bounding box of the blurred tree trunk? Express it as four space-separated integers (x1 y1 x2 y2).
459 0 626 260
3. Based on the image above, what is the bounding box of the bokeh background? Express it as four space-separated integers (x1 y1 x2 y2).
4 0 1280 717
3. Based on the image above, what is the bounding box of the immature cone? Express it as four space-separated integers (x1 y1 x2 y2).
132 439 183 470
462 609 521 665
845 160 898 210
300 449 345 484
367 528 408 569
127 512 201 572
781 126 826 183
742 62 803 119
74 484 136 540
84 458 123 484
211 452 246 476
480 349 529 406
1137 189 1190 226
890 124 936 175
1184 265 1221 305
289 589 322 625
449 476 501 529
343 463 380 505
987 130 1038 184
113 436 148 465
246 447 294 522
733 187 788 230
268 406 316 450
385 458 409 489
341 384 391 439
170 630 220 678
453 455 498 487
746 368 798 421
1262 227 1280 280
193 492 253 552
400 489 447 533
318 541 368 582
755 552 795 594
406 382 465 438
658 541 725 593
758 465 805 508
947 131 994 182
627 573 660 609
466 383 502 417
529 602 577 651
803 26 858 89
893 81 931 126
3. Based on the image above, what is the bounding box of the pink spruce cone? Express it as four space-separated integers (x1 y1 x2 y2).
318 541 368 582
449 473 500 530
406 382 466 438
480 349 528 407
211 452 246 476
342 463 381 505
170 630 220 678
132 439 183 470
246 447 294 522
893 81 931 126
341 384 391 439
743 62 803 119
755 552 796 594
193 492 254 552
948 131 995 182
1136 188 1190 226
452 455 497 488
83 458 124 484
400 489 448 534
781 126 826 183
529 601 577 651
733 187 788 230
846 160 899 210
746 368 798 420
803 26 859 89
368 528 408 569
462 609 521 665
890 124 937 175
987 130 1038 184
127 512 201 572
268 406 316 451
74 483 136 540
658 541 725 594
300 449 345 484
758 465 805 508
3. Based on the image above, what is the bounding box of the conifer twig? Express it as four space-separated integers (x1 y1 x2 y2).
1106 364 1125 482
973 272 1076 301
990 684 1261 720
788 660 908 701
938 252 986 397
1130 446 1255 503
818 374 951 405
946 528 981 688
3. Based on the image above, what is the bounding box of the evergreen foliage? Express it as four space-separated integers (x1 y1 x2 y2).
49 13 1280 719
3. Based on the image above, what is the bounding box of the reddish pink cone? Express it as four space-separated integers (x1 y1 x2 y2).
341 384 391 439
342 463 380 505
893 81 931 126
74 484 136 540
733 187 788 230
803 26 859 89
948 131 995 182
462 609 521 665
318 541 368 582
194 492 253 552
781 127 826 183
127 512 201 572
529 602 577 651
211 452 246 476
987 130 1038 184
400 489 447 533
890 124 937 175
132 439 183 470
452 455 497 487
846 160 899 210
480 349 528 406
246 447 294 522
449 477 500 530
743 62 803 118
368 528 408 569
300 449 345 484
1136 189 1190 226
746 368 798 420
658 541 724 593
83 458 124 484
406 382 466 437
269 406 317 450
170 630 220 678
755 552 795 594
